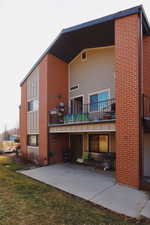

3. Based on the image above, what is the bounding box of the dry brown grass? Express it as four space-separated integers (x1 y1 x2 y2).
0 155 149 225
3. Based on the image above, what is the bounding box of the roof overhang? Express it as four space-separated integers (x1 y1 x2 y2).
20 5 150 86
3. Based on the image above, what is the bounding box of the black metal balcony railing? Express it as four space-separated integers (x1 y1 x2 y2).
49 98 116 125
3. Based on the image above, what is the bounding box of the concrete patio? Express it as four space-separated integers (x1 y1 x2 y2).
19 163 150 219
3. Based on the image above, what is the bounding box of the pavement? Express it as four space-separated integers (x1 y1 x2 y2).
19 163 150 219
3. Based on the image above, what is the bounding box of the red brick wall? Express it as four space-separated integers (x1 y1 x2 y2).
20 82 27 159
47 54 69 164
115 14 141 188
49 134 69 164
143 35 150 97
47 54 68 110
39 53 69 165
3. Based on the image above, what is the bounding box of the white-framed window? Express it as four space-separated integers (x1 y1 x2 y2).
89 89 110 112
27 134 39 147
81 51 87 62
70 95 84 114
28 99 39 112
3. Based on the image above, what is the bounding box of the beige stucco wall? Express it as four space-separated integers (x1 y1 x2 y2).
144 133 150 176
27 68 39 134
69 46 115 104
49 122 116 133
27 68 39 155
27 69 39 100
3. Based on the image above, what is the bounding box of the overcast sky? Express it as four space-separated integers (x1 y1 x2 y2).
0 0 150 132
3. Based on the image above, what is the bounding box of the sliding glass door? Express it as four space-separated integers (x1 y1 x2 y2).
89 134 109 153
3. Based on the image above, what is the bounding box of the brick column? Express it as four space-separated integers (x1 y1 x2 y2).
143 36 150 97
49 134 69 164
20 82 28 159
115 14 141 188
39 54 68 165
39 55 49 165
47 54 69 164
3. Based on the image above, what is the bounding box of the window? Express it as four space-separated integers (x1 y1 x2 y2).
28 101 33 111
90 90 109 112
71 96 83 114
90 94 98 111
89 135 109 153
28 100 39 112
28 135 39 146
70 84 79 91
81 51 87 61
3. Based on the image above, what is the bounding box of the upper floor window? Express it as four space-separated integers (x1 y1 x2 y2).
81 51 87 62
90 90 109 112
28 99 39 112
27 134 39 146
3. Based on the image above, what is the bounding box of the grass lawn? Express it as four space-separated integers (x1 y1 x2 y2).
0 155 149 225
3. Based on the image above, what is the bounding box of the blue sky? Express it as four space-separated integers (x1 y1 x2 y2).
0 0 149 132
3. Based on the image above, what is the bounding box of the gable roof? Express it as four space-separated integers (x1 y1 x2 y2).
20 5 150 86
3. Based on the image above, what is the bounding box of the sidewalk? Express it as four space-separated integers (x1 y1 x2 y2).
19 163 150 219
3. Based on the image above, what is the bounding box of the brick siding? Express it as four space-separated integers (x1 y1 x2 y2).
143 36 150 97
39 54 69 165
115 14 141 188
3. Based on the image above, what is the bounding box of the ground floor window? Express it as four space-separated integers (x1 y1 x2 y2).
89 134 109 153
27 134 39 147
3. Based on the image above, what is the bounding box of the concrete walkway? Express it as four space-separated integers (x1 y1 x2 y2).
19 163 149 219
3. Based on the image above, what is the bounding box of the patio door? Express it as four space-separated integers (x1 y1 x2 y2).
90 90 109 112
89 134 109 153
70 134 83 161
71 96 83 114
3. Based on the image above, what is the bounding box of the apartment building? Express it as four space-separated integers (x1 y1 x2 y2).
20 5 150 189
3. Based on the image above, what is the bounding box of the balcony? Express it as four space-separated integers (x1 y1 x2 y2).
143 95 150 131
49 98 116 126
